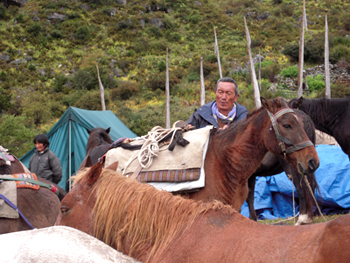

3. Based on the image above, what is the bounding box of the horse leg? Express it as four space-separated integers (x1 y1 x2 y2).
247 175 258 221
280 158 313 225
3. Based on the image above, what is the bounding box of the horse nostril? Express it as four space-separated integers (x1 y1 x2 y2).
307 159 319 173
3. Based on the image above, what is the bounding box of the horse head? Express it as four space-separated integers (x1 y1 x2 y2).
288 97 304 110
56 161 117 234
261 97 319 175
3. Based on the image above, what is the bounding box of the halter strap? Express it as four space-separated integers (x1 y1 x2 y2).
267 108 313 155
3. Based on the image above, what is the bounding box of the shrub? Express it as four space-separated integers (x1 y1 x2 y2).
51 30 64 39
27 23 42 36
75 25 91 40
74 90 108 110
307 75 325 92
28 64 36 71
158 60 166 72
72 68 97 90
330 45 350 63
280 65 298 78
110 81 139 100
53 74 69 92
148 25 163 38
0 4 6 19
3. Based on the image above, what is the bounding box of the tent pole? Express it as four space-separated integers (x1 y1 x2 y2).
69 114 72 191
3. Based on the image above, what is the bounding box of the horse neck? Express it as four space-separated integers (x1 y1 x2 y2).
206 111 270 196
302 98 348 135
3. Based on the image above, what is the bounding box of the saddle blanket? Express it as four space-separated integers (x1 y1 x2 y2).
105 126 213 192
0 175 19 219
0 173 40 219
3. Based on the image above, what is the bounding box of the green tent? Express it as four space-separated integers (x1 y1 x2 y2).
20 107 137 191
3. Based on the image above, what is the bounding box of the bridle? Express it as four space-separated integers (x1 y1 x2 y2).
267 108 313 157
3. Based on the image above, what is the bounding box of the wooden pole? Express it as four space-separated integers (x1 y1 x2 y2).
324 10 331 99
297 0 306 98
200 57 205 106
96 64 106 111
214 27 223 79
165 48 170 129
244 16 261 108
259 49 262 91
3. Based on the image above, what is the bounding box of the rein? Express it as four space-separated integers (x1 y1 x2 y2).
267 108 313 156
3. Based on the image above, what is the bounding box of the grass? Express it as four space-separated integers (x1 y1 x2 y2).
259 213 346 226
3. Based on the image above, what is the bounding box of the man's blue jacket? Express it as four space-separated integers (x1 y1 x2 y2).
186 101 248 129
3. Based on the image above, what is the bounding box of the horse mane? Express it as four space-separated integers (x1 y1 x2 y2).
92 169 234 262
299 97 349 128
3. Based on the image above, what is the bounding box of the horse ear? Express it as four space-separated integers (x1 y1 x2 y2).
260 97 269 109
105 161 118 171
85 162 103 186
296 97 303 108
106 127 111 134
86 156 92 167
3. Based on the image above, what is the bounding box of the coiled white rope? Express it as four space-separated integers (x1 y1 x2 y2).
123 126 180 175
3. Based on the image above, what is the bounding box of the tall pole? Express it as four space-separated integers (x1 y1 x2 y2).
96 64 106 111
244 16 261 108
259 49 262 91
324 10 331 99
298 0 306 98
165 48 170 129
200 57 205 106
214 27 223 79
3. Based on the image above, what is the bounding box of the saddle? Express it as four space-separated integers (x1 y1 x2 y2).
104 125 213 192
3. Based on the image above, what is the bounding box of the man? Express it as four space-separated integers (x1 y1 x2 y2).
186 77 248 129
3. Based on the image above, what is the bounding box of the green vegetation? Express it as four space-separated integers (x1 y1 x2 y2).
1 0 350 157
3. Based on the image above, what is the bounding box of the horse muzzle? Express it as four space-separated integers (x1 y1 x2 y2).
298 158 319 174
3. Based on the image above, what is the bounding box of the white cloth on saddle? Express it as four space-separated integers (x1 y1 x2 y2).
0 175 19 219
105 126 213 192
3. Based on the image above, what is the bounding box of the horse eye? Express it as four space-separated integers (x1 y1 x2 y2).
60 206 70 215
283 124 292 129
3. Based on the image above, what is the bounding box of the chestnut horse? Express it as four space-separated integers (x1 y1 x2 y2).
0 149 66 234
56 162 350 263
78 127 112 169
289 96 350 159
248 109 318 225
176 97 319 212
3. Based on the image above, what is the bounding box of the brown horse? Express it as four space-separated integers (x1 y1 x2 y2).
248 109 318 225
176 97 319 211
289 96 350 159
78 127 112 169
56 162 350 263
0 150 66 234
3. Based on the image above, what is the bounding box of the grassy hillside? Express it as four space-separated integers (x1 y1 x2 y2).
1 0 350 157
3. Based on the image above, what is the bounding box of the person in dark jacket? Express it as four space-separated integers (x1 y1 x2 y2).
186 77 248 129
29 134 62 184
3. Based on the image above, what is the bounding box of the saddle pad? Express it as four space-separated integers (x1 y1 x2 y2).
105 126 213 178
12 173 40 190
0 175 19 219
137 168 200 182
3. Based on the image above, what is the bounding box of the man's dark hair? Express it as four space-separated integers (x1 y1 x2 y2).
215 77 239 95
33 134 50 146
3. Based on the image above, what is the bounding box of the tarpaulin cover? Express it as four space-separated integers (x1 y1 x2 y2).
20 107 136 191
241 144 350 219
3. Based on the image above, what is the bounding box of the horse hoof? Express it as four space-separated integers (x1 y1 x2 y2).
295 214 313 225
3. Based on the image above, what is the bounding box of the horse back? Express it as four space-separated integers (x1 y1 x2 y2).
314 214 350 262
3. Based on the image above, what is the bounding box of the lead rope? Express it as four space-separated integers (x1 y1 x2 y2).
304 176 327 222
291 174 296 225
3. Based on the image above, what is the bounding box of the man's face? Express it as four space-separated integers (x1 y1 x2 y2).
215 81 239 115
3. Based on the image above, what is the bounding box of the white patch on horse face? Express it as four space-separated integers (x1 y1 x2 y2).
295 214 312 225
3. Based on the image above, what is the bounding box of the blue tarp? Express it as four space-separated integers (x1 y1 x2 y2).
241 144 350 219
20 107 137 191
